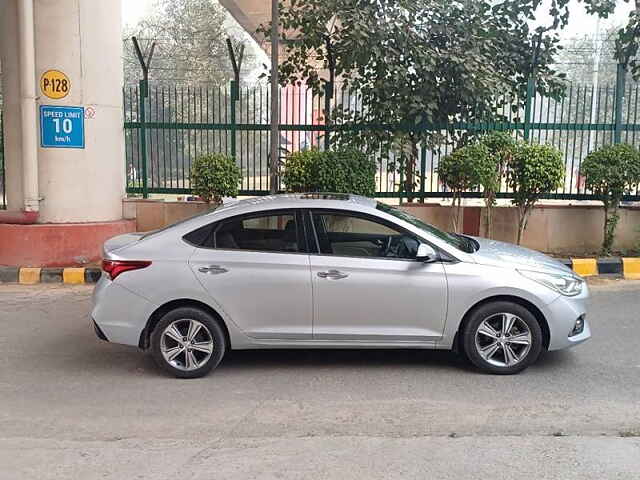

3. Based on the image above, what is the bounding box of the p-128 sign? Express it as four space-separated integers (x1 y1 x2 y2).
40 70 70 100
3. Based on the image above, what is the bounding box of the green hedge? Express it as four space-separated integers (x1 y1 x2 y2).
282 148 376 197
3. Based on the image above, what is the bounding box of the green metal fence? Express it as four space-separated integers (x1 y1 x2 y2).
124 71 640 201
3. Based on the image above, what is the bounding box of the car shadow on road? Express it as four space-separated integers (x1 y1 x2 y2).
220 348 471 373
38 329 575 379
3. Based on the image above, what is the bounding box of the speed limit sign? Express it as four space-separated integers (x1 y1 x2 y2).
40 70 71 100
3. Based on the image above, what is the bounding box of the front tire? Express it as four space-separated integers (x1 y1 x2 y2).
150 307 226 378
462 301 543 375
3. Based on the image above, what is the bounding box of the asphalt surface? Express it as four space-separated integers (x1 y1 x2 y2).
1 279 639 479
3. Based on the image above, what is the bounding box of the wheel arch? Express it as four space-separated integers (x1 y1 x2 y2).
139 298 231 350
453 295 551 353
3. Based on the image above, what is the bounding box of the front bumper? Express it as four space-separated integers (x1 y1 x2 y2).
543 284 592 351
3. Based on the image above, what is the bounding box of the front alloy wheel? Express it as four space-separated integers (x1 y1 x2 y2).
463 301 543 374
151 307 226 378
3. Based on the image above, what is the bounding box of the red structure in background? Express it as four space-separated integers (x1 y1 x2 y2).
0 220 136 267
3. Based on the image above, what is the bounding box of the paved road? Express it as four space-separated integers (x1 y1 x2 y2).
1 280 639 479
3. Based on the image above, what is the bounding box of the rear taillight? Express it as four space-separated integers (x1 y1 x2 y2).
102 260 151 280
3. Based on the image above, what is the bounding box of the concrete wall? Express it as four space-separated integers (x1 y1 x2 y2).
123 199 214 232
1 0 125 222
401 203 640 254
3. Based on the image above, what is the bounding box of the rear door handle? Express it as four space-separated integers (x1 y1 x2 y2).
198 265 228 275
317 269 349 280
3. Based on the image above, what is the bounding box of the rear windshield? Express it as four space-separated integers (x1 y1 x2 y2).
140 207 216 240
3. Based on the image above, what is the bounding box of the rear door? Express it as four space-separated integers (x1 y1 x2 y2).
189 209 313 339
308 210 448 342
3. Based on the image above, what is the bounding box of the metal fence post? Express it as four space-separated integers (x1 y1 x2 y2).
138 79 149 198
523 75 536 141
230 80 238 160
419 145 426 203
614 63 626 144
324 82 332 151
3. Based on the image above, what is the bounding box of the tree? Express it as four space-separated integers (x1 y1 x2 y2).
555 26 630 85
581 144 640 255
438 144 489 233
123 0 258 86
507 144 564 245
258 0 574 200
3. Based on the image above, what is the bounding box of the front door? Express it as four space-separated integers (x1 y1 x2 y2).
189 210 313 339
309 210 447 342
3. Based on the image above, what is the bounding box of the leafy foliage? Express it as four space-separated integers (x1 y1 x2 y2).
258 0 574 199
438 144 490 232
190 153 242 203
282 148 376 197
507 144 564 244
282 149 316 193
581 143 640 254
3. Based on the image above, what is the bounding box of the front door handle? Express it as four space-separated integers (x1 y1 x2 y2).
317 269 349 280
198 265 228 275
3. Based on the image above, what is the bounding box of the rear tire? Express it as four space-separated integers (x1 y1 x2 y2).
150 307 226 378
462 301 543 375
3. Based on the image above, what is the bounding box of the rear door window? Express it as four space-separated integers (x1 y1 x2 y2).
214 212 301 253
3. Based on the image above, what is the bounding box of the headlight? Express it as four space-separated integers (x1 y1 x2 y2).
518 269 584 296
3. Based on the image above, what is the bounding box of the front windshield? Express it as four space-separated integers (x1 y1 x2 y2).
376 202 473 252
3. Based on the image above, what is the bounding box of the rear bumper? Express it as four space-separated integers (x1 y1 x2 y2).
92 319 109 341
91 276 157 347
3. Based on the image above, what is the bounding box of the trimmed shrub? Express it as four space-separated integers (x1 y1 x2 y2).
190 153 242 203
438 143 489 232
479 132 518 237
507 143 564 245
281 149 316 193
581 143 640 255
282 148 376 197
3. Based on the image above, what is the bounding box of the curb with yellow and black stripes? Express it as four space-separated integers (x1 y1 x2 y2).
0 266 102 284
1 258 639 284
561 257 640 279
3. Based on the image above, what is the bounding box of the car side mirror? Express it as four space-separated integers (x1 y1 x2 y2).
416 243 438 262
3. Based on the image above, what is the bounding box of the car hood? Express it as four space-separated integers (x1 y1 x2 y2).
468 236 572 274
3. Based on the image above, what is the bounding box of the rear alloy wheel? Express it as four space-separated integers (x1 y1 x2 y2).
150 307 225 378
462 301 543 375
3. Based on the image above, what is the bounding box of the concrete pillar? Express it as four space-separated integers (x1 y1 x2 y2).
0 0 135 268
1 0 125 223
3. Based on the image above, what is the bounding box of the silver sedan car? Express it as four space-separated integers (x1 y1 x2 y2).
92 193 591 378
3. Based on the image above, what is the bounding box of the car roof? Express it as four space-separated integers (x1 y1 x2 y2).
209 193 378 217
